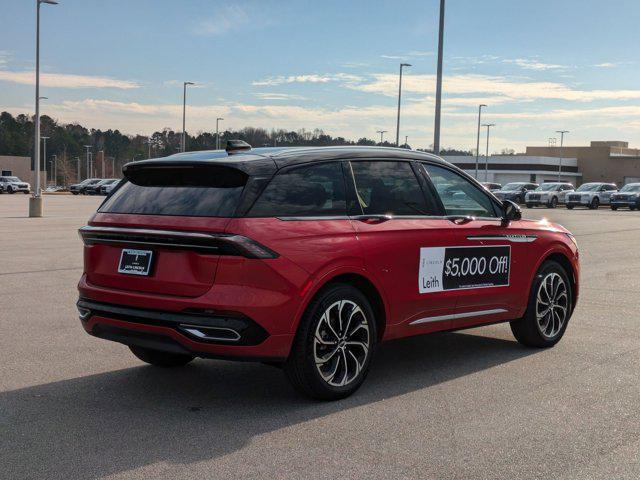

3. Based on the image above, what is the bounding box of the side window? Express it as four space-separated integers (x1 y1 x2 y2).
248 162 346 217
422 164 499 218
350 161 438 216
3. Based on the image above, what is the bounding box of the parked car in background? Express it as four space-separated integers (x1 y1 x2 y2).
98 179 120 195
566 182 618 209
76 144 579 400
482 182 502 192
525 182 574 208
610 183 640 210
86 178 119 195
103 180 121 195
0 176 31 194
70 178 101 195
493 182 538 204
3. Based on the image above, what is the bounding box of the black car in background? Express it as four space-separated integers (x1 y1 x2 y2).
610 183 640 210
493 182 538 204
70 178 101 195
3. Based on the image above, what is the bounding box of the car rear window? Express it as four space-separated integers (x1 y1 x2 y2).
99 164 247 217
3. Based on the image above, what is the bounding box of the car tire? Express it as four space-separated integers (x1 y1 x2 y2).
72 192 78 195
526 203 533 208
631 206 637 211
285 283 377 400
510 260 572 348
589 197 600 210
549 197 558 208
23 191 29 194
8 187 14 194
129 345 194 367
611 205 618 211
515 195 523 204
566 205 574 210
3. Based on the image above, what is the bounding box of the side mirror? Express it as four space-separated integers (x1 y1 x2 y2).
502 200 522 222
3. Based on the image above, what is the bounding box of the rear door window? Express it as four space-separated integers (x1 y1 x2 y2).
248 162 346 217
350 161 437 216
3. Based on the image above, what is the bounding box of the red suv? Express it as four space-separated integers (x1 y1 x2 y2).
77 144 579 400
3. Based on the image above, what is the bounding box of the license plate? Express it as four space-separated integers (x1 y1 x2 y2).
118 249 154 276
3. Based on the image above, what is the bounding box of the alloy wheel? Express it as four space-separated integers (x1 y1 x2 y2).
536 272 568 338
313 300 371 387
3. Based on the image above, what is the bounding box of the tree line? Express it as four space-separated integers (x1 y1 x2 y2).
0 111 471 185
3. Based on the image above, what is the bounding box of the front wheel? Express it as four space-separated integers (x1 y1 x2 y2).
566 205 574 210
285 283 376 400
515 195 523 204
8 187 14 194
526 203 533 208
510 261 573 348
589 197 600 209
611 206 618 211
549 197 558 208
129 345 194 367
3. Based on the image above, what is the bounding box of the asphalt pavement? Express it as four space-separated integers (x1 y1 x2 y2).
1 194 639 479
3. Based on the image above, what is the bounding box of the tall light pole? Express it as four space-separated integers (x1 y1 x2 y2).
395 63 411 146
405 135 409 148
216 117 224 150
51 154 57 185
377 130 388 144
75 156 80 182
181 81 194 152
41 136 49 185
482 123 495 182
84 145 91 180
556 130 569 182
433 0 446 155
30 0 58 216
146 138 152 159
475 104 487 179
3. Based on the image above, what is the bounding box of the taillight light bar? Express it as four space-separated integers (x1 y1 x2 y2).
78 226 278 259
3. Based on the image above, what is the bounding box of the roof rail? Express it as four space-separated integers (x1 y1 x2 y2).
225 140 252 155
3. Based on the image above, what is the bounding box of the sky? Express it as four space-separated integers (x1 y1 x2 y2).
1 0 640 152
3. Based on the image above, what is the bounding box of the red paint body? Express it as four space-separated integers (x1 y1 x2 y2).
79 211 579 360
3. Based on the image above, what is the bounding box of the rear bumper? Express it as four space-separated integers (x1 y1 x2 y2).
78 297 292 361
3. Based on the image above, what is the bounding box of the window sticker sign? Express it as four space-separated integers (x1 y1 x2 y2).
419 245 510 293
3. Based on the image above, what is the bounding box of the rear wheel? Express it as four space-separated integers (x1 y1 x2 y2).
285 283 376 400
566 205 574 210
510 261 572 348
129 345 194 367
589 197 600 209
526 203 533 208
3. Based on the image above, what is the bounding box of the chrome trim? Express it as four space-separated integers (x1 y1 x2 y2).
410 308 508 325
467 234 537 243
179 325 241 342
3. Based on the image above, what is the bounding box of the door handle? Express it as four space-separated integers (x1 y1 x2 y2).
352 214 393 223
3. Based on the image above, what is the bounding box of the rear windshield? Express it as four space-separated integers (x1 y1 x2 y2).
99 164 246 217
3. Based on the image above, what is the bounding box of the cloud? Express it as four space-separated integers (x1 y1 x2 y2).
252 73 362 86
0 51 9 67
0 69 140 89
349 73 640 102
253 92 306 101
502 58 568 71
592 62 618 68
192 5 250 36
381 50 433 60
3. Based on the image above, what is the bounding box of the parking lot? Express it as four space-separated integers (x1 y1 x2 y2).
1 194 639 479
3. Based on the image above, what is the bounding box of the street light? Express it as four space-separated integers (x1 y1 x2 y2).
30 0 58 217
482 123 496 182
395 63 411 146
405 135 409 148
433 0 446 154
181 81 195 152
474 104 487 179
556 130 569 182
51 154 57 186
376 130 388 144
216 117 224 150
41 136 49 185
84 145 91 180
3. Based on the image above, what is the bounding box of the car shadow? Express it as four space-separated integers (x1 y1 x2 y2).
2 330 535 479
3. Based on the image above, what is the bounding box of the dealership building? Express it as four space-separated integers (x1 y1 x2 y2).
444 140 640 187
0 155 46 186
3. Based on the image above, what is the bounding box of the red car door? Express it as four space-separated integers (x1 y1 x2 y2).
421 163 537 329
346 160 458 340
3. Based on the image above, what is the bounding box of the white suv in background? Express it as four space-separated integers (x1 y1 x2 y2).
0 176 31 194
525 182 574 208
565 182 618 209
